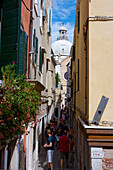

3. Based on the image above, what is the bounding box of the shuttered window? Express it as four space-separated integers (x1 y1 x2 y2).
42 0 46 17
19 31 28 75
33 29 36 48
0 0 21 77
35 37 38 65
39 47 42 73
73 45 75 61
33 29 38 65
47 6 51 36
78 11 80 33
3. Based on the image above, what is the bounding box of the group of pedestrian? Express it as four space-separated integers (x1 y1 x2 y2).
43 108 74 170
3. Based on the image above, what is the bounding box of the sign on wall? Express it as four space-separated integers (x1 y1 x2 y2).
92 96 109 124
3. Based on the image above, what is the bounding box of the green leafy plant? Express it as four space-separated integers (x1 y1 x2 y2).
0 64 40 145
55 72 60 88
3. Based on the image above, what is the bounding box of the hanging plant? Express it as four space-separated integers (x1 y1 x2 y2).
0 63 40 145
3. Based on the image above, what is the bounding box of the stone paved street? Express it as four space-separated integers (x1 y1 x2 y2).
35 146 78 170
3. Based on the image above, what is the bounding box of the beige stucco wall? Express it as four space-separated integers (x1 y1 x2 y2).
89 0 113 121
74 0 113 122
74 0 89 120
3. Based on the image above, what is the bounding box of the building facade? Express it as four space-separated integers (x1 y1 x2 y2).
71 0 113 169
0 0 54 169
52 24 72 119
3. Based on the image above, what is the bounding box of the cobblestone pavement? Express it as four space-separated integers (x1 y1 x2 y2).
35 146 78 170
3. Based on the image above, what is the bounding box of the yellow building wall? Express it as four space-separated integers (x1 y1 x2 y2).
89 0 113 121
74 0 89 120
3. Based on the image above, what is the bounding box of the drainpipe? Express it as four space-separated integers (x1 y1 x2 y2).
83 20 88 115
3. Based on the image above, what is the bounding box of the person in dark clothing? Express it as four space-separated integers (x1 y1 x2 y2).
63 122 69 132
45 123 50 142
44 129 54 170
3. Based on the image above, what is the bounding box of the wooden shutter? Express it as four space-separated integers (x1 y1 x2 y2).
39 47 42 72
34 37 38 65
35 37 38 53
18 31 28 75
42 0 46 17
33 29 36 48
0 0 21 77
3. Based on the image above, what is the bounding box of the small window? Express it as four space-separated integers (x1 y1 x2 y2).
39 47 42 73
78 59 79 91
42 0 46 17
46 60 48 71
64 72 68 80
78 11 80 33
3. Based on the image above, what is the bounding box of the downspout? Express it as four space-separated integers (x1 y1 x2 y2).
83 20 88 116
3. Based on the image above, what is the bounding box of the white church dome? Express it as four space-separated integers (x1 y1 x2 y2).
52 23 72 56
52 40 72 56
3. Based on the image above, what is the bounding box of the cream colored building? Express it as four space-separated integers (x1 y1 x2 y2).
71 0 113 169
27 0 54 169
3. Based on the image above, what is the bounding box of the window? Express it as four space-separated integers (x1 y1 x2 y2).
47 6 51 36
39 47 42 72
40 0 43 33
42 0 46 17
55 107 58 117
33 29 38 65
78 59 79 91
78 11 80 33
71 81 73 98
73 45 75 61
34 0 38 16
64 72 68 81
19 31 28 75
33 124 36 151
46 59 48 72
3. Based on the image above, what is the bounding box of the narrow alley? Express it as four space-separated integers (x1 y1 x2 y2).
35 145 78 170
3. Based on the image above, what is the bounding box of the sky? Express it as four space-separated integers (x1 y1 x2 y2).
52 0 76 44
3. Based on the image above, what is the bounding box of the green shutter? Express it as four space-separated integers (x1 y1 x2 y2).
35 54 37 65
33 29 36 48
18 31 28 75
39 47 42 73
34 37 38 65
35 37 38 53
0 0 21 78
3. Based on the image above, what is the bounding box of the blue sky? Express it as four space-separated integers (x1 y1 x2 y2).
52 0 76 43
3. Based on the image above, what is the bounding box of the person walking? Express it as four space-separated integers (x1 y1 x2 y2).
44 129 54 170
60 130 70 170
